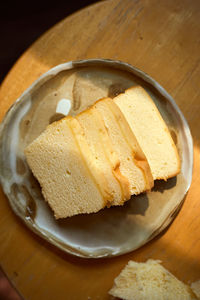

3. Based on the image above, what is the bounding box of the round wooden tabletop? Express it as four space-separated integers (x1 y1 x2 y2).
0 0 200 299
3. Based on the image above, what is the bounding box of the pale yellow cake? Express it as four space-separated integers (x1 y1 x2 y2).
94 98 153 196
25 117 105 219
67 117 119 204
114 86 181 180
109 260 197 300
76 107 125 205
25 85 181 219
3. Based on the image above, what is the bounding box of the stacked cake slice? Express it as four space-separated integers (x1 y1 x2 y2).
114 86 180 180
25 86 180 219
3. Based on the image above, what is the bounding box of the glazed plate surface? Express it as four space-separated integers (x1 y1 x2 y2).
0 59 193 258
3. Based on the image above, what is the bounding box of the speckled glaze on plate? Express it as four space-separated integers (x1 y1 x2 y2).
0 59 193 258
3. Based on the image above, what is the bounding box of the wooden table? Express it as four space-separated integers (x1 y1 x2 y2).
0 0 200 299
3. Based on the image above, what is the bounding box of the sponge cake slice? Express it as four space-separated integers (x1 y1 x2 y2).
25 117 105 218
94 98 153 196
109 260 197 300
67 117 115 204
114 86 181 180
76 107 125 205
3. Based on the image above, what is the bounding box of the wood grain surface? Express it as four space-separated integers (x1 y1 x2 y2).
0 0 200 299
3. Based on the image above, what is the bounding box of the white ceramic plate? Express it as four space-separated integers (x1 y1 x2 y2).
0 59 193 258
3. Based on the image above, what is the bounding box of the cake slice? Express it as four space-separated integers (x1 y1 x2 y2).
114 86 181 180
94 98 153 196
76 107 126 205
109 260 197 300
24 117 105 219
67 117 115 204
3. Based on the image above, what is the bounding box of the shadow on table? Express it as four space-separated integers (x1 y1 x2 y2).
0 0 99 83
